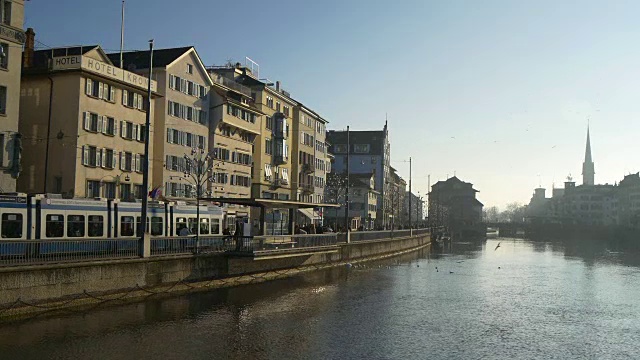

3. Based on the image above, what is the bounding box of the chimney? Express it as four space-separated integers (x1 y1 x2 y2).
23 28 35 68
275 81 280 91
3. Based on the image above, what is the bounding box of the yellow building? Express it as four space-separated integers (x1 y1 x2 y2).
207 66 262 231
109 47 212 200
19 42 158 199
0 1 25 192
292 103 329 224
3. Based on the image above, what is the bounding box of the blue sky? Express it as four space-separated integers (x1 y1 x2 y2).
25 0 640 208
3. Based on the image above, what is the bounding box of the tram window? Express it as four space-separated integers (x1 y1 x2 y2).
211 219 220 234
121 216 135 236
67 215 85 237
88 215 104 237
135 217 150 237
200 218 210 234
188 218 198 235
46 214 64 238
151 217 163 236
176 217 187 235
1 213 22 238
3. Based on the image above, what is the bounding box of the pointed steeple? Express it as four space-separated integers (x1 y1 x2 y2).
582 125 595 186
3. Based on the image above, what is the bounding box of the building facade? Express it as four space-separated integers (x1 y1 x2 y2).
429 176 484 233
0 2 25 192
404 191 425 226
207 66 262 230
109 47 212 201
19 44 157 199
326 122 390 227
324 173 378 230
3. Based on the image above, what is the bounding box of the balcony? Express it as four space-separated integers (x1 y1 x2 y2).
211 73 252 97
301 183 314 194
302 163 314 174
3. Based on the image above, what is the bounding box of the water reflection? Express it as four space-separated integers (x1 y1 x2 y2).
1 241 639 359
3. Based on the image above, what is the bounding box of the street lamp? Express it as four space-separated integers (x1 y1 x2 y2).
98 173 130 199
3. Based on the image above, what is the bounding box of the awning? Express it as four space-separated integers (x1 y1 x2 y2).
298 208 318 220
199 197 340 209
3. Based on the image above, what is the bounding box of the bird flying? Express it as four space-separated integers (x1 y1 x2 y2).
494 242 501 251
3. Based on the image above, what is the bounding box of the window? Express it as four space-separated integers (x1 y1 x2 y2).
0 43 7 69
120 184 131 200
200 218 210 234
211 219 220 234
266 96 274 108
134 184 144 199
82 146 99 167
276 101 281 112
176 217 187 234
120 216 135 236
86 180 100 197
354 144 370 153
103 182 116 198
83 112 100 132
0 85 6 115
283 106 290 117
120 151 133 172
266 116 273 130
334 144 347 153
103 117 116 135
66 215 85 237
46 214 64 238
264 164 273 181
1 0 10 25
151 217 163 235
265 138 273 155
188 218 198 234
1 213 22 238
88 215 104 237
187 64 193 74
0 133 3 167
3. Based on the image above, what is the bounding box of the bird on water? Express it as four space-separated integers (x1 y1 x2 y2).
494 242 501 251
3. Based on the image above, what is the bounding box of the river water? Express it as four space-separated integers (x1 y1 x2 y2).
1 237 640 359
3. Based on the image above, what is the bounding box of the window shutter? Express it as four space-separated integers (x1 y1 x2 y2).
83 112 90 130
82 146 89 165
95 148 102 167
122 89 128 106
132 93 138 109
101 148 106 168
135 154 141 172
137 95 143 110
121 121 126 138
98 82 104 99
97 115 104 133
133 124 138 141
112 151 117 169
167 128 172 143
166 155 171 169
86 78 92 95
113 119 118 136
120 152 125 170
110 85 115 101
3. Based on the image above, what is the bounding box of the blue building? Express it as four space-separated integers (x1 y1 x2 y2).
326 122 391 227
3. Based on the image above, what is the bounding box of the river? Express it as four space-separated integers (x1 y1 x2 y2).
1 237 640 359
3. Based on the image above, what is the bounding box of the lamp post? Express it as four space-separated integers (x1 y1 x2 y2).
98 173 130 199
139 39 153 258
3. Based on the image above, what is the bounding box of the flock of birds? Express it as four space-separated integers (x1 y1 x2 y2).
346 241 504 273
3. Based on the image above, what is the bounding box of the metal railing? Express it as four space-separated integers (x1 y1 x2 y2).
229 234 339 253
0 238 138 266
0 229 430 267
210 73 252 97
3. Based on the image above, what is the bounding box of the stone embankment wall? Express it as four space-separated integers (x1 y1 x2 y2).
0 234 429 311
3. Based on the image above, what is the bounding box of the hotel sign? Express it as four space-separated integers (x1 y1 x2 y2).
51 55 157 92
0 24 24 44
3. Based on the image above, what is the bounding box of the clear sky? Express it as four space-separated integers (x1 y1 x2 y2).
24 0 640 208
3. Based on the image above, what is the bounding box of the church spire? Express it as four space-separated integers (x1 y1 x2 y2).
582 125 594 185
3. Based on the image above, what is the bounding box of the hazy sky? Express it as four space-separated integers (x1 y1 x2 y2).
25 0 640 208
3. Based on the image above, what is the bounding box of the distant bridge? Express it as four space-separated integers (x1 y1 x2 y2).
484 222 527 237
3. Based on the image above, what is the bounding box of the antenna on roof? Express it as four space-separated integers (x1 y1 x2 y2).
119 0 125 69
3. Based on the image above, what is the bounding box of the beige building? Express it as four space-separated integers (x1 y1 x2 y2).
209 65 296 234
110 47 212 200
0 1 25 192
206 67 262 229
19 42 158 199
292 103 329 224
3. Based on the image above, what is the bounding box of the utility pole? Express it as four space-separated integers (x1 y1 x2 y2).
409 156 412 234
139 40 153 258
119 0 125 69
344 126 350 237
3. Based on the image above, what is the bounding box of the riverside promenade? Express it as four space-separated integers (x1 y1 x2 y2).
0 229 430 320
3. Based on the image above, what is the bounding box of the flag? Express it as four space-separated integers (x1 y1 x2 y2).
148 185 163 199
